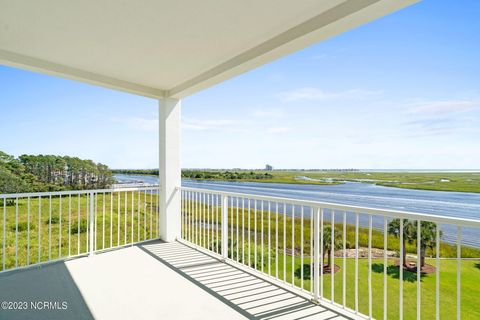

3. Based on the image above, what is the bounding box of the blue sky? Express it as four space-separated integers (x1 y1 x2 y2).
1 0 479 170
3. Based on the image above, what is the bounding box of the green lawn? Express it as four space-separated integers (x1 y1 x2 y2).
273 255 479 320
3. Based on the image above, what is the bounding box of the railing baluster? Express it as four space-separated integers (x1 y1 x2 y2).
283 203 286 283
59 195 62 258
157 189 160 238
310 206 313 294
313 207 320 302
221 194 228 259
86 194 89 253
27 197 31 266
150 191 153 239
248 199 251 267
417 219 421 320
242 198 245 263
400 218 404 320
201 192 203 246
368 214 372 318
117 192 121 246
230 196 233 257
254 199 257 270
144 190 147 241
89 192 94 256
236 197 239 263
103 192 106 249
384 216 388 320
343 210 347 308
3 198 6 270
110 192 113 248
124 191 127 245
320 208 324 298
268 201 271 276
77 194 80 255
332 210 335 302
457 226 461 320
436 225 440 320
131 191 134 244
207 193 211 248
292 205 295 286
185 191 188 242
301 206 304 290
68 195 72 256
95 192 98 251
261 200 264 273
276 202 278 279
39 196 42 261
48 195 52 261
15 198 18 268
355 212 359 313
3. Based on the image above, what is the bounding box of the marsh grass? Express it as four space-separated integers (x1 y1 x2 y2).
0 191 159 270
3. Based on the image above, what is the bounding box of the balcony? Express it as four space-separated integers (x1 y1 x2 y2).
2 1 473 319
1 186 479 319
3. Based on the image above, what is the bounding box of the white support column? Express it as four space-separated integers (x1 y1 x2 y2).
159 97 181 242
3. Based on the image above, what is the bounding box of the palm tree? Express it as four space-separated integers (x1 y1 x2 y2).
388 219 439 268
416 221 438 268
388 219 412 267
322 225 343 268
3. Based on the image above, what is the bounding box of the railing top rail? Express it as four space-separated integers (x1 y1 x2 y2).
0 184 161 199
178 186 480 228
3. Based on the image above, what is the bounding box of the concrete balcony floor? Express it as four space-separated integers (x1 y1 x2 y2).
0 241 354 320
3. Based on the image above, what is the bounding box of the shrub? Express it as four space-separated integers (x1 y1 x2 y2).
10 222 35 232
45 215 61 224
70 220 88 234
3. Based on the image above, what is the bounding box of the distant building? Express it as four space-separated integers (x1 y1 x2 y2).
265 164 273 171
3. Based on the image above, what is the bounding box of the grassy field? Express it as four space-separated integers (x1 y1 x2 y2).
181 170 480 193
0 192 159 271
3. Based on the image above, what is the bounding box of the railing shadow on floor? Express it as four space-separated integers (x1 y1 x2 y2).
0 262 94 320
139 241 351 320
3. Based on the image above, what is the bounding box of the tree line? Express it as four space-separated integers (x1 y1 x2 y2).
0 151 114 193
113 169 274 181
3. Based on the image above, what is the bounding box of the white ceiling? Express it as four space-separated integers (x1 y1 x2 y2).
0 0 418 99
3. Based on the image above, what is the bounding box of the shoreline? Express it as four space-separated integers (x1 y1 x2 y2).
115 173 480 194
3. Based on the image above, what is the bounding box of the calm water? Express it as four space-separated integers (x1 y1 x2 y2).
114 174 480 247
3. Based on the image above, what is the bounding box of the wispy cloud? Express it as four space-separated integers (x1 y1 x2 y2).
279 87 381 102
182 118 235 131
409 100 479 115
110 116 157 132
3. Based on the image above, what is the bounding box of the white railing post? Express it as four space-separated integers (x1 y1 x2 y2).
313 207 320 303
89 191 95 256
221 194 228 259
159 97 182 242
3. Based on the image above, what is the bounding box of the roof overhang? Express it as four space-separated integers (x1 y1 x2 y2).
0 0 418 99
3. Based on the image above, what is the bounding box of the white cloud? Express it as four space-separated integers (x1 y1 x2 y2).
279 87 381 102
182 118 235 131
409 100 479 115
251 109 284 118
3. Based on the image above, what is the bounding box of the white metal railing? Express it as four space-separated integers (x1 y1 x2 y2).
178 186 480 320
0 185 160 273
